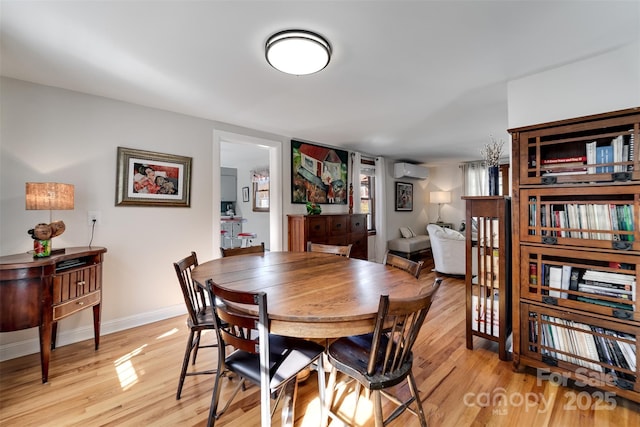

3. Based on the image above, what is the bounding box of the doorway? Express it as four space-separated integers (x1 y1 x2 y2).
213 129 283 254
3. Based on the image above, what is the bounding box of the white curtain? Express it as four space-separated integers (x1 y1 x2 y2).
462 161 487 196
350 152 362 212
374 156 387 263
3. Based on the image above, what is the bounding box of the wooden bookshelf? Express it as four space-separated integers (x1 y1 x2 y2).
510 107 640 403
463 196 512 361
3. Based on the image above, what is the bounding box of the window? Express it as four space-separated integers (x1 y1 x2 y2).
360 158 376 231
462 161 509 196
251 168 269 212
252 181 269 212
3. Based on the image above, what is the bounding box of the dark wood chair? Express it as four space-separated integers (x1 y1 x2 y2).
205 279 326 427
307 242 353 258
173 252 220 399
383 251 425 278
322 277 443 427
220 242 265 257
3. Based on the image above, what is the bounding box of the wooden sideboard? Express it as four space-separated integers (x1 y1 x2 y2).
0 246 107 383
287 214 368 260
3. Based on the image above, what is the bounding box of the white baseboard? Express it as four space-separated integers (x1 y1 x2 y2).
0 304 186 362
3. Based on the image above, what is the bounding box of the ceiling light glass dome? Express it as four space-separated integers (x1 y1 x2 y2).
265 30 331 75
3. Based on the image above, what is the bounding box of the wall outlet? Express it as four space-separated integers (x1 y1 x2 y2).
88 211 101 226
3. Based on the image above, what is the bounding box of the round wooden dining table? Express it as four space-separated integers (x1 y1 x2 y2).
191 251 429 339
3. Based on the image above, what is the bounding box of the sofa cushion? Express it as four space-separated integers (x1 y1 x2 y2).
388 235 431 254
399 227 413 238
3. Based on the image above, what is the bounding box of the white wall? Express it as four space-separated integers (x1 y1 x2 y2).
508 42 640 128
384 162 465 243
0 78 287 359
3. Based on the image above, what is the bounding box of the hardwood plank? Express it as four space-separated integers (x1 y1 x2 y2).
1 260 639 426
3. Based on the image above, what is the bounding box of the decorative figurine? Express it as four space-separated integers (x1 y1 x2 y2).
27 220 66 257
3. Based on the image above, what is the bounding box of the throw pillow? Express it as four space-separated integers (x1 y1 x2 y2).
407 226 417 237
399 227 413 238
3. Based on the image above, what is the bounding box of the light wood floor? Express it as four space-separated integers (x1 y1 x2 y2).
1 261 639 426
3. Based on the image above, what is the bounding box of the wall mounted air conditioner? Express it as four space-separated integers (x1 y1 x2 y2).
393 162 429 180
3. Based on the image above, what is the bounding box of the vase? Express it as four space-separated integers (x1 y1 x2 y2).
33 239 51 257
488 166 499 196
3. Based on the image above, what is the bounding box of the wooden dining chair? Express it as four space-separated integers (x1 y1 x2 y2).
173 252 219 400
220 242 265 257
307 242 353 258
383 251 425 278
205 279 326 427
322 277 443 427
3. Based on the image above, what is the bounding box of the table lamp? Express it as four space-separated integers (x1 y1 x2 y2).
430 191 451 223
25 182 75 256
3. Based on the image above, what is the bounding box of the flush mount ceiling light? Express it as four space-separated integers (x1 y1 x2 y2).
265 30 331 75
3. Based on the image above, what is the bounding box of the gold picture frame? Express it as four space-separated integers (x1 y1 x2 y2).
115 147 192 207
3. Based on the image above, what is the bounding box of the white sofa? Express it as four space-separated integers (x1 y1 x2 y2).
427 224 467 275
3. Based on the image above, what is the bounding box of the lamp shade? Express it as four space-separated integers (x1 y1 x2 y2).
430 191 451 204
26 182 75 210
265 29 331 75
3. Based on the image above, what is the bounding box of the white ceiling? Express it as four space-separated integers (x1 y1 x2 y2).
2 1 638 164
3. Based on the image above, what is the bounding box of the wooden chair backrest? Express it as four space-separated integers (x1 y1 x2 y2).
173 252 207 325
306 242 353 258
368 278 442 376
208 280 267 355
220 242 265 257
383 252 425 278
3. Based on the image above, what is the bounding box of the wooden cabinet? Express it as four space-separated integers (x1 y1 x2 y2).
287 214 368 260
510 107 640 402
463 196 512 361
0 247 107 383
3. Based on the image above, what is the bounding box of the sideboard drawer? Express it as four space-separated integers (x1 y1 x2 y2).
53 290 101 321
307 216 327 239
52 265 100 304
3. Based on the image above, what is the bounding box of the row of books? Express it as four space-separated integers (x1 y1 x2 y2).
528 200 635 241
534 314 636 381
531 264 636 311
586 135 634 174
533 132 634 175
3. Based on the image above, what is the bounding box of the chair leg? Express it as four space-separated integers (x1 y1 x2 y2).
321 365 338 427
191 330 201 365
316 356 326 422
407 371 428 427
373 390 384 427
176 330 195 400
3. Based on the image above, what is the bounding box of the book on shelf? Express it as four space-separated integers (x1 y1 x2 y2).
576 296 634 311
586 140 597 174
529 262 538 289
578 284 633 300
582 269 636 287
612 135 625 173
561 265 572 299
629 130 635 172
548 265 563 298
541 155 587 165
596 145 614 173
568 269 580 300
